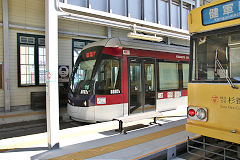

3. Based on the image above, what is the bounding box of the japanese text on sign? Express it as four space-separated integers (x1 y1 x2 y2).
202 0 240 25
212 95 240 105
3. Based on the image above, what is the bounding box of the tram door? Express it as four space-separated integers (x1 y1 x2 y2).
128 58 156 114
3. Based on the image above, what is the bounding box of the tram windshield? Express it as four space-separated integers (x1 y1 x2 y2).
70 46 104 94
69 46 121 95
192 31 240 83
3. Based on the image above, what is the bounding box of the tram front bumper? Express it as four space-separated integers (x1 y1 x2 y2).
186 123 240 144
67 103 95 123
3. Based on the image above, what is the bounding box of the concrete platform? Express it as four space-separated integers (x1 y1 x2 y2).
0 107 68 125
0 106 198 160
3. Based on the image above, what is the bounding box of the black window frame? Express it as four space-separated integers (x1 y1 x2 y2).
189 25 240 83
17 33 45 87
72 39 94 69
94 53 122 95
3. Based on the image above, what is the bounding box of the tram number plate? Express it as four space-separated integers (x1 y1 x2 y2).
80 90 88 94
110 89 120 94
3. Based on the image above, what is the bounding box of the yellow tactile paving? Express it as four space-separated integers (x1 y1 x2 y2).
0 111 45 119
48 125 186 160
0 108 66 118
0 148 17 152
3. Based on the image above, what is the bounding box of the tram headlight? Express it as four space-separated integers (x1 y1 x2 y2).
196 108 207 120
83 100 87 107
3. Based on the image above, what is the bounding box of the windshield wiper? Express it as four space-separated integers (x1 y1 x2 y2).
215 48 238 89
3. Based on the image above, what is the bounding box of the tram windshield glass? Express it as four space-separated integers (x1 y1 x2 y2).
95 54 121 95
70 46 104 94
192 31 240 82
69 46 121 95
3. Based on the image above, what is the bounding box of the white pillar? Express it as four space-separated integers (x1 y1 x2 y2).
195 0 200 8
45 0 60 149
2 0 10 112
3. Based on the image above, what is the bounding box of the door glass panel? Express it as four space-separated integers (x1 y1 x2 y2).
144 63 156 112
129 62 143 114
129 59 156 114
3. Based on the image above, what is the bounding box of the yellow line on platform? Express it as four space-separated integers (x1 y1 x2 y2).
0 148 17 152
0 111 45 119
0 108 66 119
49 125 186 160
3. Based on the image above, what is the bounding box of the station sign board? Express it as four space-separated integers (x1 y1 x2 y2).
202 0 240 25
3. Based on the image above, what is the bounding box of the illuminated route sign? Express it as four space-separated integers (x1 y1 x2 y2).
202 0 240 25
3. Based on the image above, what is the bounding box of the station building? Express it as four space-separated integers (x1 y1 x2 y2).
0 0 198 114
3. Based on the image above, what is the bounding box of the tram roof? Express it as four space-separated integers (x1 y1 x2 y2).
83 38 189 55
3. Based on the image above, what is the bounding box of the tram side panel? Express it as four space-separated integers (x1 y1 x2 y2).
93 47 126 121
157 90 188 112
124 48 189 114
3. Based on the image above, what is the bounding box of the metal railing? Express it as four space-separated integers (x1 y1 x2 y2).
187 136 240 160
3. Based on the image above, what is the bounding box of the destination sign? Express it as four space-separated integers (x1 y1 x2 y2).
202 0 240 25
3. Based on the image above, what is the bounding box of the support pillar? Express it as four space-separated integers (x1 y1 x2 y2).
168 0 172 27
195 0 200 8
45 0 60 149
2 0 10 112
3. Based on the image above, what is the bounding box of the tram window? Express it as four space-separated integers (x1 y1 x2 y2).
95 56 121 95
193 32 240 82
182 63 189 88
158 62 179 90
230 46 240 80
75 60 96 81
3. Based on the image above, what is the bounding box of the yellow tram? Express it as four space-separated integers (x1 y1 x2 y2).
186 0 240 158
